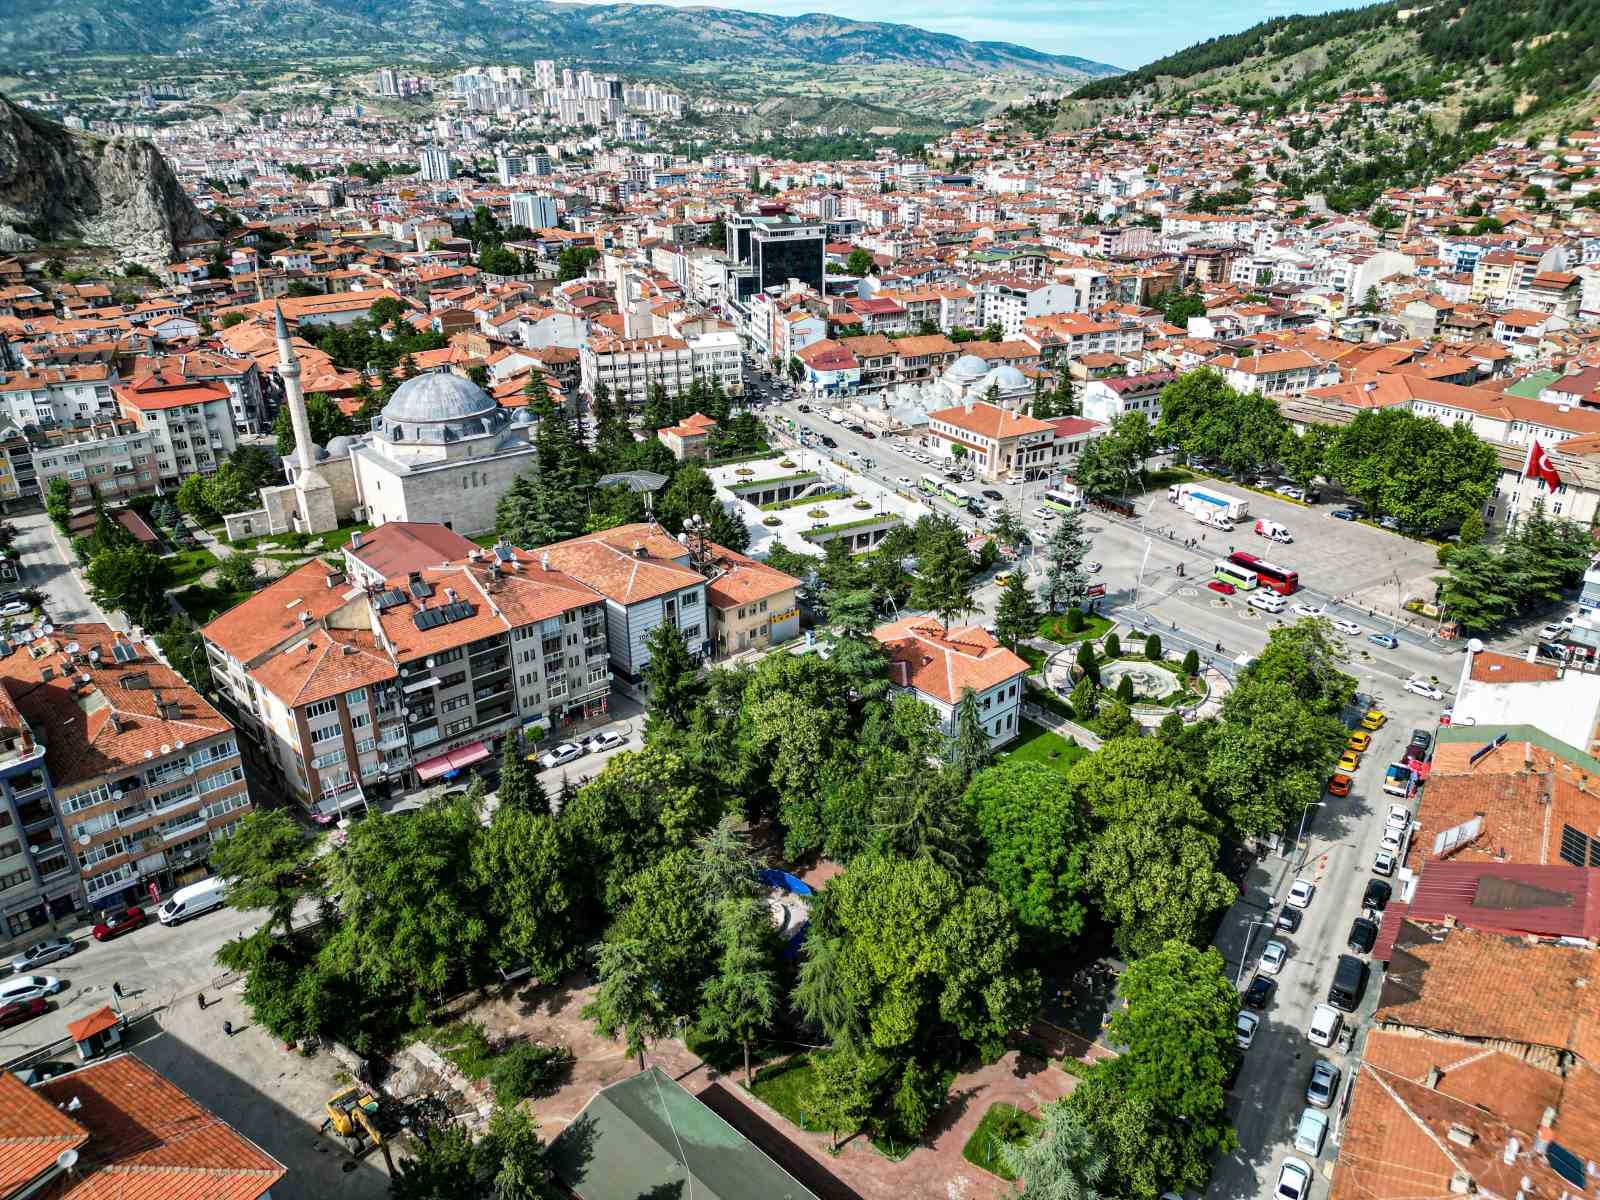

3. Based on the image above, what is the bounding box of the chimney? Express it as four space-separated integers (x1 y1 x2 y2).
299 611 313 628
325 571 345 589
633 542 647 558
351 530 362 549
1426 1066 1443 1089
1447 1172 1471 1195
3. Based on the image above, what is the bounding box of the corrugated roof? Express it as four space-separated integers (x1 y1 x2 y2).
1405 861 1600 940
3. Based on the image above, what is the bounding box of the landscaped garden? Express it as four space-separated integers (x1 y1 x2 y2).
998 720 1087 777
1037 610 1113 644
961 1102 1040 1181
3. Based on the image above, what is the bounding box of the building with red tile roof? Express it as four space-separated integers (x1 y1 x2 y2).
874 617 1029 745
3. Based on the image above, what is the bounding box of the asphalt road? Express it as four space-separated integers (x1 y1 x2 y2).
9 507 112 628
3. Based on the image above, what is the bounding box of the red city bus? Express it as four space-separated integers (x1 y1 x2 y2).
1228 551 1299 596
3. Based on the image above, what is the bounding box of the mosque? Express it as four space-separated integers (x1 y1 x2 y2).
226 307 539 540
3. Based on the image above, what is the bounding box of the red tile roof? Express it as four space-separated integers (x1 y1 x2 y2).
202 560 360 665
874 617 1029 705
343 522 478 580
0 1072 89 1196
66 1006 120 1041
248 627 397 710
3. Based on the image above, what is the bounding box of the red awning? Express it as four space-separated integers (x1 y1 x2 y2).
415 740 490 782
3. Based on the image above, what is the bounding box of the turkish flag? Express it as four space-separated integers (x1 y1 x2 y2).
1525 439 1561 489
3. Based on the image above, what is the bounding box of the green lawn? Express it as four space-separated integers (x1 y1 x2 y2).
999 720 1087 776
1016 644 1047 673
961 1102 1040 1181
748 1056 818 1131
224 521 372 553
165 548 219 589
1037 612 1112 644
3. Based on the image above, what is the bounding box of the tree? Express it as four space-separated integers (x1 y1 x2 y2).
1361 286 1381 315
391 1103 558 1200
994 571 1040 651
741 652 852 858
845 247 876 276
85 544 171 628
949 689 993 786
216 552 257 593
473 807 580 980
209 810 320 937
555 245 599 282
273 392 353 458
966 764 1094 953
1000 1101 1109 1200
45 477 73 532
642 620 701 733
910 516 975 633
1075 641 1099 686
694 814 762 906
175 474 218 523
990 506 1027 550
698 897 780 1085
1143 633 1162 660
585 937 675 1071
496 735 549 814
1039 505 1090 613
1072 740 1236 958
657 465 748 550
806 1047 875 1151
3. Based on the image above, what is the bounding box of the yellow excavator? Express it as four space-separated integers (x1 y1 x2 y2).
322 1085 394 1168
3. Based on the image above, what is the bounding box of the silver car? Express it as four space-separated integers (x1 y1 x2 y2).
1306 1060 1340 1109
9 937 75 974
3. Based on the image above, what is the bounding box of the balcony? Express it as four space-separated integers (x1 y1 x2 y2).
149 788 198 818
160 816 208 844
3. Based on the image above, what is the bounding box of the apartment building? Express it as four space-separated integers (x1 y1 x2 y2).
31 420 160 508
0 680 75 944
580 335 694 406
0 623 251 916
687 330 745 397
703 547 801 658
113 369 239 491
1019 313 1144 363
203 545 613 810
0 364 117 428
979 279 1081 340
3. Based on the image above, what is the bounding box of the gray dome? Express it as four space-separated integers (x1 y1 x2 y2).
325 435 353 457
511 406 535 425
947 354 989 382
381 372 496 425
986 365 1027 391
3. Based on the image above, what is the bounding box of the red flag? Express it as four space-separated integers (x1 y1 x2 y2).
1525 439 1561 489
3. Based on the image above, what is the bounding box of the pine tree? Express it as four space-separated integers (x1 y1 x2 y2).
994 571 1041 650
497 734 549 815
641 383 672 433
949 689 994 785
1039 505 1091 614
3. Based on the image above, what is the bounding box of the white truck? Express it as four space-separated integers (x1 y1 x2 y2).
1168 482 1250 525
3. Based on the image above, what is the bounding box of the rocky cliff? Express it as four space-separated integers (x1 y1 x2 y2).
0 93 212 270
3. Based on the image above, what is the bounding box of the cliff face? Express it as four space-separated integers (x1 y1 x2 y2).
0 93 212 270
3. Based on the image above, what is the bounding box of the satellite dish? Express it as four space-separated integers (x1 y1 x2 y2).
56 1149 79 1172
77 834 90 847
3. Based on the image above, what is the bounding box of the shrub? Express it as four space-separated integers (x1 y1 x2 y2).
490 1041 573 1104
1182 648 1200 677
1076 642 1099 685
1065 608 1085 633
1144 633 1162 660
1104 631 1122 658
431 1020 495 1081
1116 674 1136 703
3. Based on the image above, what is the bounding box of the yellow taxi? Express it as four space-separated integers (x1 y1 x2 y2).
994 573 1014 587
1347 730 1371 754
1360 709 1387 731
1337 750 1362 773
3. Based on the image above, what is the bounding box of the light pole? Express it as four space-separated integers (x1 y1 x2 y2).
1236 917 1277 987
1295 799 1325 870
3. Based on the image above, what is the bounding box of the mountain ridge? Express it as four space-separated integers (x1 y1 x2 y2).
0 0 1122 78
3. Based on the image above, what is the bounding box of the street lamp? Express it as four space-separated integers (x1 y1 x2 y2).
1236 916 1277 987
1295 799 1325 871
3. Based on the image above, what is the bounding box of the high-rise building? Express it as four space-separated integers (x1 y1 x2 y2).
731 213 826 298
531 152 554 177
496 152 526 185
510 193 557 230
418 146 453 182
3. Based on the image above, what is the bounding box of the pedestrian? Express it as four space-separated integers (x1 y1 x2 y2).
196 992 206 1011
223 1019 234 1037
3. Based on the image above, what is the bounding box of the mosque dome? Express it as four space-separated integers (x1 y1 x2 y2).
381 372 497 425
985 365 1028 392
324 435 353 458
946 354 989 383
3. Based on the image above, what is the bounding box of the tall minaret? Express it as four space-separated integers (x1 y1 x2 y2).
274 303 315 475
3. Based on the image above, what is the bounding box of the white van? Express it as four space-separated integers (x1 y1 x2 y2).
158 877 228 926
1249 592 1287 614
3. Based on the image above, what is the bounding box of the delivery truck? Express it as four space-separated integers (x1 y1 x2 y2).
1167 482 1251 524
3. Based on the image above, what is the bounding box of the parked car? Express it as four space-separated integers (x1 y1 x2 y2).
92 906 146 941
1275 905 1303 933
1405 678 1444 700
1292 602 1325 618
0 975 62 1006
0 996 46 1030
981 489 1003 501
1287 877 1315 908
1244 975 1275 1010
1348 916 1379 954
585 729 627 754
1337 750 1361 773
1235 1010 1261 1050
1207 580 1237 596
1331 509 1359 521
1031 507 1056 521
9 936 75 974
1373 848 1397 876
1540 622 1566 640
1307 1004 1342 1048
1380 825 1406 854
1407 729 1434 760
1276 1157 1314 1200
0 601 28 617
1361 709 1388 731
1385 803 1411 834
536 742 584 769
1295 1108 1329 1158
1260 939 1289 975
1347 730 1371 753
1379 515 1401 530
897 476 914 488
1306 1060 1340 1109
1327 772 1353 797
1363 879 1393 911
1334 618 1363 636
1368 632 1399 649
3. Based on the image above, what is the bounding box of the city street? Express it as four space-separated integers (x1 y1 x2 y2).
9 506 112 628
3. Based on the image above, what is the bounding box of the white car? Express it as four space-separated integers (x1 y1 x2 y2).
537 742 584 770
1236 1010 1260 1050
1307 1003 1342 1048
1333 618 1363 636
1086 561 1102 573
1404 678 1444 701
1380 826 1405 854
585 729 627 754
1277 1156 1314 1200
1032 507 1056 521
1260 939 1288 976
1373 848 1397 876
1384 803 1411 834
1292 603 1325 618
0 975 62 1005
0 601 28 618
1287 877 1315 909
897 476 914 488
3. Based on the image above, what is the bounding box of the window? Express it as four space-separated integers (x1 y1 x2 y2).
355 737 376 753
351 712 370 729
445 718 473 737
198 765 245 794
310 748 346 770
346 687 367 704
305 697 338 720
0 867 30 892
310 723 342 745
439 671 466 690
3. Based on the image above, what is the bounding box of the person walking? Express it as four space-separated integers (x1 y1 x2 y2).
223 1019 235 1037
196 992 206 1011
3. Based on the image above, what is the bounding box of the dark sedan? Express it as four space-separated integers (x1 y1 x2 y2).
1275 905 1302 934
1362 879 1392 912
1348 917 1379 954
1244 974 1275 1010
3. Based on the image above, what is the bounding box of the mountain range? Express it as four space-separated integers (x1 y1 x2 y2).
0 0 1122 79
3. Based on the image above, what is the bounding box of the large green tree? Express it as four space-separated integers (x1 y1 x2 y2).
1038 505 1091 614
966 762 1092 948
85 544 171 628
641 620 702 734
909 515 975 633
698 896 780 1086
741 652 853 858
209 809 320 937
994 570 1041 650
1000 1101 1109 1200
472 807 582 980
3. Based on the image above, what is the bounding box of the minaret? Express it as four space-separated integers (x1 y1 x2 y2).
274 303 315 475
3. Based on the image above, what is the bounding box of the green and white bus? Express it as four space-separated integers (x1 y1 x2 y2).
1041 488 1084 513
919 474 943 496
1213 558 1259 590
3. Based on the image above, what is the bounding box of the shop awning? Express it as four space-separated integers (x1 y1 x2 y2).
415 740 490 782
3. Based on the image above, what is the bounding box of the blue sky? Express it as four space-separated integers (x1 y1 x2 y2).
639 0 1375 70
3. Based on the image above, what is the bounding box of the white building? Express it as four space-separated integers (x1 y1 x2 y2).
874 616 1030 746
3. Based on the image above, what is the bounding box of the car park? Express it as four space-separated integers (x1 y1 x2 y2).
9 936 75 973
536 742 584 769
1244 975 1275 1009
585 729 627 754
1287 877 1315 908
1369 631 1399 649
1405 678 1444 701
1374 848 1397 876
1348 916 1379 954
1295 1108 1329 1158
1207 580 1237 596
1337 750 1361 773
1275 905 1302 933
1306 1060 1340 1109
0 996 47 1029
92 906 146 941
1260 939 1288 975
1334 618 1363 636
1361 709 1388 731
1307 1003 1342 1047
1363 879 1392 911
1327 772 1352 797
1276 1157 1313 1200
1236 1010 1260 1049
